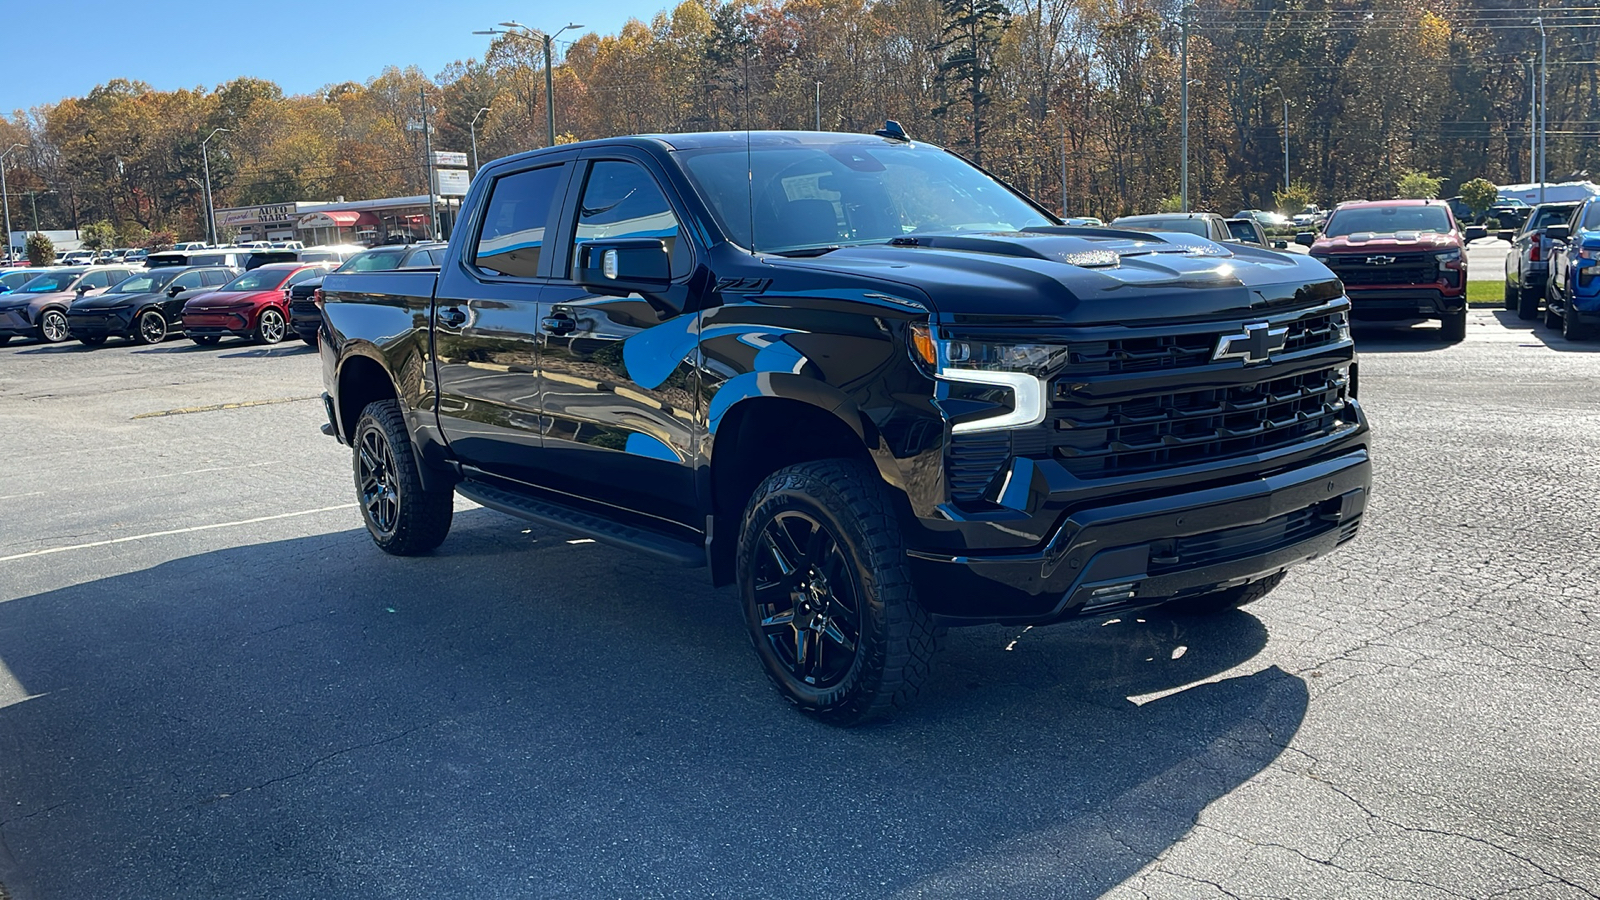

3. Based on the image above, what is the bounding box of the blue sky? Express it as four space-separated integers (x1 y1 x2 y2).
3 0 675 115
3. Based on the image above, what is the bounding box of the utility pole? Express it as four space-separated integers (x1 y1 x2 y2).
1059 118 1068 217
421 87 439 240
475 23 582 148
1529 57 1537 185
471 107 491 176
1180 4 1193 212
816 81 822 131
1537 17 1547 204
0 143 21 262
202 127 229 246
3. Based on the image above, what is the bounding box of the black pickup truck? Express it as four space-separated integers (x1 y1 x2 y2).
318 129 1370 724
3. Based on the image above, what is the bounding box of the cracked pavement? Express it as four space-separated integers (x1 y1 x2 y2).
0 310 1597 898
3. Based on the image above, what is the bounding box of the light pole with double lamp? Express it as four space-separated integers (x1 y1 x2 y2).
474 22 584 147
202 128 230 246
0 143 22 263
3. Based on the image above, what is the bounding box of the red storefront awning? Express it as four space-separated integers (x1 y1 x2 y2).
298 210 363 229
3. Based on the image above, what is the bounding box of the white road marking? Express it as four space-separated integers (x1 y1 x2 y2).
0 504 357 563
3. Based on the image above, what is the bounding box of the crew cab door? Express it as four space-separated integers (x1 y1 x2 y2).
530 152 702 533
432 157 573 485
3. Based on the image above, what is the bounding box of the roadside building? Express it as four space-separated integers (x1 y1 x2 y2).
216 195 459 247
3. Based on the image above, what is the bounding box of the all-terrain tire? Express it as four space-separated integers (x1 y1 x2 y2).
1504 281 1517 311
1562 304 1593 341
352 399 454 555
737 458 940 725
1160 571 1287 617
1439 310 1466 343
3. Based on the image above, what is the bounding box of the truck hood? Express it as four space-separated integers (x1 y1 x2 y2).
767 229 1342 325
1312 231 1460 254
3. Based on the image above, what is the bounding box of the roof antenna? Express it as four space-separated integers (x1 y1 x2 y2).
874 120 910 143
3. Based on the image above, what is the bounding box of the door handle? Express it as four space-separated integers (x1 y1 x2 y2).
440 306 467 327
541 314 576 336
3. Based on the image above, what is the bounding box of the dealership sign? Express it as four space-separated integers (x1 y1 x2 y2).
217 204 298 227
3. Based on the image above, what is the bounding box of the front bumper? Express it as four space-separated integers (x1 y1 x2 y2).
183 309 254 336
908 449 1371 624
1347 287 1464 320
66 308 136 337
0 307 34 336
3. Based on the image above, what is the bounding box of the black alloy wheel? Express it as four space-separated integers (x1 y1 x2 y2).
192 335 221 346
77 334 107 347
135 310 168 345
352 399 453 554
38 309 69 343
255 308 286 344
738 459 939 725
752 509 865 692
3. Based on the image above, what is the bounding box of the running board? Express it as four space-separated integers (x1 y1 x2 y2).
456 479 705 568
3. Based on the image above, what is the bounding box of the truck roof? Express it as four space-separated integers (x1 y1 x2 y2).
1334 199 1446 210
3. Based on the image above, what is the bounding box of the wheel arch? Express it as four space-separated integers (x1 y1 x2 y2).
334 349 401 444
705 390 910 587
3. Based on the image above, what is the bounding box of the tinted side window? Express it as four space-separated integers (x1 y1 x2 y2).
171 272 205 290
80 271 111 289
285 268 324 286
573 161 685 277
475 165 565 278
201 269 231 286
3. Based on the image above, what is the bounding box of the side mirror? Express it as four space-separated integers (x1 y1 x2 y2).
1464 225 1487 242
76 284 90 295
167 285 186 297
1497 230 1516 243
1272 240 1289 250
1546 224 1571 242
574 238 672 299
1295 232 1316 246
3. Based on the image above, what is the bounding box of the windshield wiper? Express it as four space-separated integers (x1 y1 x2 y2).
768 246 841 258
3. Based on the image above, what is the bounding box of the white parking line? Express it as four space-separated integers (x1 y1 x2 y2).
0 504 357 563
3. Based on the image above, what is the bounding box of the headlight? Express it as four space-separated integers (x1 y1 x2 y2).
1434 249 1462 263
911 325 1061 434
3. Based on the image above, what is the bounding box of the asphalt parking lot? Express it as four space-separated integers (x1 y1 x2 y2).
1 314 1597 899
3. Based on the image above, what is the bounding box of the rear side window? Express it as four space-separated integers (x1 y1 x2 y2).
201 269 232 286
286 268 324 286
475 165 565 278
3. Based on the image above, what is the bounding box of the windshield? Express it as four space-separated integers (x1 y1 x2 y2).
109 270 180 294
218 269 290 292
677 137 1051 253
1 271 38 291
337 248 408 272
1323 206 1452 237
1112 216 1209 237
19 271 79 292
1524 205 1578 234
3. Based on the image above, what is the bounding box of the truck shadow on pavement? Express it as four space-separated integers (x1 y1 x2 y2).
1488 309 1600 351
0 509 1306 900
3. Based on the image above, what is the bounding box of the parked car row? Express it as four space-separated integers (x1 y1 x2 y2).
0 243 444 349
1516 195 1600 340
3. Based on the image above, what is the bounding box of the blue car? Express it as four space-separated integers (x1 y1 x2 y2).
0 268 40 294
1545 199 1600 340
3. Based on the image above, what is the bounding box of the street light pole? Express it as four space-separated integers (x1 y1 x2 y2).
471 107 491 176
477 23 582 148
202 127 230 246
1180 4 1193 212
1537 17 1547 204
0 143 22 262
420 87 439 240
1271 86 1288 196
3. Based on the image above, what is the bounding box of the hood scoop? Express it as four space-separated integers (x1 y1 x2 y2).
885 229 1238 270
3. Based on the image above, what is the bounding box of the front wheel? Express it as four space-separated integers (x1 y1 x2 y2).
1545 301 1563 330
352 399 454 555
1518 284 1541 320
134 310 169 345
1563 304 1593 341
38 309 69 343
254 308 287 344
738 459 939 725
1439 309 1466 343
1503 281 1517 311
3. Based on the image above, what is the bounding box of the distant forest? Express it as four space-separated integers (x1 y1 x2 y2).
2 0 1593 242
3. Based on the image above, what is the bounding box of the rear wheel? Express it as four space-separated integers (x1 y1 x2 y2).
254 308 286 344
352 399 454 555
134 310 169 345
37 309 69 343
1517 284 1540 320
738 459 939 725
1161 572 1287 617
1440 309 1466 343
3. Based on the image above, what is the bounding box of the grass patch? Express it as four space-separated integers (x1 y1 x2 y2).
1467 280 1506 307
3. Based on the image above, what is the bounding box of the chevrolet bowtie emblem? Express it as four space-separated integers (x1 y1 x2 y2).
1365 255 1395 265
1214 322 1289 364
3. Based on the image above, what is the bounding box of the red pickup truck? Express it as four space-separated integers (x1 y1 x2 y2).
1297 199 1468 342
